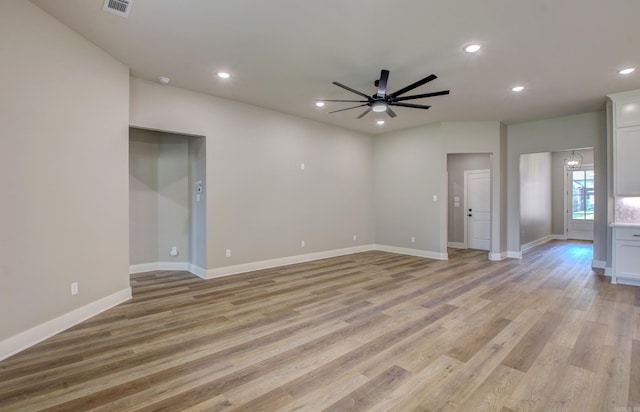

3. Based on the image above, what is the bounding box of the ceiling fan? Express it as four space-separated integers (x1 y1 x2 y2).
320 69 450 119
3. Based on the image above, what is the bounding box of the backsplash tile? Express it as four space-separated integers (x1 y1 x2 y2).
615 197 640 223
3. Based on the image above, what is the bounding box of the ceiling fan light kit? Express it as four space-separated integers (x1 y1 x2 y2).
323 69 450 120
372 101 388 112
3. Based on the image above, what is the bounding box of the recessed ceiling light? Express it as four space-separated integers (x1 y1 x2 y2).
217 72 231 79
377 120 385 125
619 67 636 75
315 101 325 107
464 44 482 53
512 86 525 92
158 76 170 85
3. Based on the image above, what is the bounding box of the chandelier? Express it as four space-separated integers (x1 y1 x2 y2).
563 150 583 170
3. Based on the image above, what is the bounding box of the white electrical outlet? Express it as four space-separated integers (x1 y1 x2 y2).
301 240 305 248
411 236 416 243
170 246 178 256
71 282 78 296
225 249 231 257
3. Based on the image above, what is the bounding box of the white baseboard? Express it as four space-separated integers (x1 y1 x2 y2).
488 251 509 261
188 264 207 279
616 276 640 287
205 245 377 279
521 235 554 252
604 267 612 277
0 287 131 362
507 251 523 259
137 244 448 281
374 244 448 260
447 242 466 249
591 259 606 269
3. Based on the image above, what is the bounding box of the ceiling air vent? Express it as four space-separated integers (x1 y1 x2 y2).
103 0 133 18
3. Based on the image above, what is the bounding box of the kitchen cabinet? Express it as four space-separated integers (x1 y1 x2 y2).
612 226 640 286
609 90 640 196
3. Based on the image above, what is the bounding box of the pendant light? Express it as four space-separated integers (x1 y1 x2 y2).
564 150 583 170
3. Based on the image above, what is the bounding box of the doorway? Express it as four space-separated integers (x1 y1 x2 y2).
566 166 594 240
447 153 491 251
129 127 206 276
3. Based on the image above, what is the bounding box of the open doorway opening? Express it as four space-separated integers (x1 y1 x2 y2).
129 127 206 277
518 148 594 252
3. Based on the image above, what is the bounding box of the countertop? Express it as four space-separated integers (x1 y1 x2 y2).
610 222 640 228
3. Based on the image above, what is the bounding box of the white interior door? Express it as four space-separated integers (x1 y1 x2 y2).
566 167 594 240
465 169 491 251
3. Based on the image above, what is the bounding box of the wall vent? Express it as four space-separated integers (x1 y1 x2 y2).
103 0 133 18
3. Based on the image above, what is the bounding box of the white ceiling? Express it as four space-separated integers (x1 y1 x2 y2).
30 0 640 135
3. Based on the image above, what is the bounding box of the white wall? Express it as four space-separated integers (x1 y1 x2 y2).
0 0 130 356
189 136 207 270
129 129 160 265
157 134 191 264
507 112 607 262
373 124 444 256
130 78 375 272
519 152 552 245
441 122 507 257
374 121 505 258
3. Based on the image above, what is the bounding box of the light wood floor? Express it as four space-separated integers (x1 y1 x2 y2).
1 241 638 411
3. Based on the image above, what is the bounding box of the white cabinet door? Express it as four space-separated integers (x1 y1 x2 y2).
614 125 640 196
612 227 640 286
615 97 640 128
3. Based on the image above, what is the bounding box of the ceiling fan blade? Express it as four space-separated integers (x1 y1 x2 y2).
329 104 368 114
390 102 431 109
332 82 371 99
393 90 450 102
377 70 390 98
357 108 372 119
388 74 437 98
319 99 369 103
386 107 397 118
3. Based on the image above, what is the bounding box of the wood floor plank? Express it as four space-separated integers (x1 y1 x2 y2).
0 241 638 411
455 365 524 412
567 319 608 371
320 365 410 412
543 364 595 411
503 343 573 411
587 344 632 412
501 309 565 372
630 339 640 407
633 306 640 341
